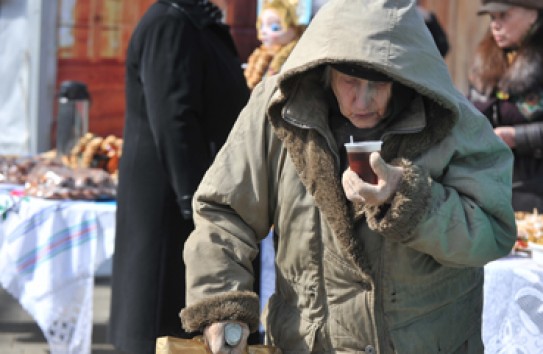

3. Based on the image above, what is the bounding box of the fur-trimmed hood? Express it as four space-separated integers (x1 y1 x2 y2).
275 0 463 120
263 0 465 274
265 0 471 168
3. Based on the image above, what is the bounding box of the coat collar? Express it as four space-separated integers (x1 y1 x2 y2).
500 45 543 96
266 72 454 275
277 70 433 161
159 0 218 29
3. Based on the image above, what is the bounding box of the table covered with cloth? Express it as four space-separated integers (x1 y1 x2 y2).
483 256 543 353
0 185 115 354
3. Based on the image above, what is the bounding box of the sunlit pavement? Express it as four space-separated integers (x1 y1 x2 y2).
0 277 122 354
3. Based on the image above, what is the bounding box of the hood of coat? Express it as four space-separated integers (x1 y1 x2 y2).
277 0 460 116
264 0 464 274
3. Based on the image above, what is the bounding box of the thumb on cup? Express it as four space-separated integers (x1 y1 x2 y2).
369 151 386 179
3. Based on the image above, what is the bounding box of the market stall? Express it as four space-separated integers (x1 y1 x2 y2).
484 212 543 352
483 255 543 352
0 186 116 354
0 133 120 354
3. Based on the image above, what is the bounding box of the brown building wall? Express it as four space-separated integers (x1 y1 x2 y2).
226 0 259 63
55 0 254 140
56 0 154 139
54 0 489 144
418 0 489 94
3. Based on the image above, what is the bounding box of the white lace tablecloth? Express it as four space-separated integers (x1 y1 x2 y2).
0 188 116 354
483 256 543 353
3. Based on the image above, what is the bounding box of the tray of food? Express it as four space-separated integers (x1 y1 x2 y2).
0 132 122 201
515 209 543 263
24 164 116 201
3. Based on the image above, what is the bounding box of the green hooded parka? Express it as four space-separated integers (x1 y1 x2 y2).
181 1 516 353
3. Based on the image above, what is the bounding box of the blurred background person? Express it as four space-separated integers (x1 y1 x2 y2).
417 0 450 57
108 0 249 353
468 0 543 212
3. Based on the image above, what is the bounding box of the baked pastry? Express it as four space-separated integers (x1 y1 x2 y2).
25 165 116 200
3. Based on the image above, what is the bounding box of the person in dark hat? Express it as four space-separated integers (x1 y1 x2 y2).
477 0 543 15
468 0 543 212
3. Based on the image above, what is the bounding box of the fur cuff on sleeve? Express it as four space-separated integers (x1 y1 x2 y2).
179 291 260 333
364 159 431 241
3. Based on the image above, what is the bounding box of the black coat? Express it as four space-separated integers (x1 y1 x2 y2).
470 95 543 212
108 1 249 353
424 12 449 57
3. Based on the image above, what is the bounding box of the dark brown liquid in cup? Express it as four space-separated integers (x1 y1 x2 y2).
347 151 377 184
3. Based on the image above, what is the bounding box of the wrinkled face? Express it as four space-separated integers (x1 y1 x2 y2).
330 68 392 129
258 9 297 47
488 6 538 48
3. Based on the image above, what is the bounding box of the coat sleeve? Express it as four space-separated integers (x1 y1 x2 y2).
180 83 275 333
515 121 543 157
365 103 517 267
139 16 210 218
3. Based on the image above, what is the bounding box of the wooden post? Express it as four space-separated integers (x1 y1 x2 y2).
225 0 259 63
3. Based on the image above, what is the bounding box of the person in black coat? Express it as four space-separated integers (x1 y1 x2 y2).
108 1 249 353
416 1 450 57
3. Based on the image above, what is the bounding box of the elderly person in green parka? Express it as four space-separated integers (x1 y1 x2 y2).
180 0 517 353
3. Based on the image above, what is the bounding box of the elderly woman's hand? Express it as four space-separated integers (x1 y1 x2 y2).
342 152 404 206
203 321 250 354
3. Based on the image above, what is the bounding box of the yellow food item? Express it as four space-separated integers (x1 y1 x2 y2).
66 133 123 175
515 209 543 245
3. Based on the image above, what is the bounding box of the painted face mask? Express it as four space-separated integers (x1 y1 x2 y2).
258 8 297 47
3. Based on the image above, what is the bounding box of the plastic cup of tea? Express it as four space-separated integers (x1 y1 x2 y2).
344 140 382 184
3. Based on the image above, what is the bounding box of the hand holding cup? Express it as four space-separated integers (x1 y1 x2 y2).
344 140 382 184
342 144 404 206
